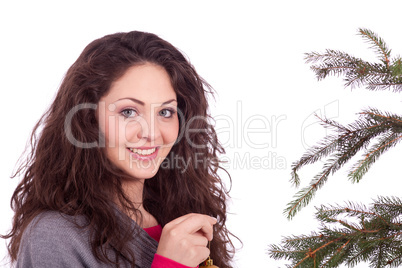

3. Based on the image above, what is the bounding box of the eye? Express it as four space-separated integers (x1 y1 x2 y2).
159 108 175 118
121 108 138 118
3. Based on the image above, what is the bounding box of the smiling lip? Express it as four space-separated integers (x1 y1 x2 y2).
127 146 159 161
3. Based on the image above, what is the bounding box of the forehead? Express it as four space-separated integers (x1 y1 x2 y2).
103 63 176 103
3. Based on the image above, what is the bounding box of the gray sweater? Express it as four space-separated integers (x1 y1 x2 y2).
16 210 158 268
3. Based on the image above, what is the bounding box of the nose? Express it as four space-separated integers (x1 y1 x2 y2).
136 114 161 143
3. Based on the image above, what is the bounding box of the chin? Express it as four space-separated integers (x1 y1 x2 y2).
124 164 160 180
113 154 167 181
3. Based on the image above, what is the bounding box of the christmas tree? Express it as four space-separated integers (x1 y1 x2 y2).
269 28 402 267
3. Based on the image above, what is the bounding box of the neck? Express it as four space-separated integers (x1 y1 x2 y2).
122 179 145 205
120 179 158 228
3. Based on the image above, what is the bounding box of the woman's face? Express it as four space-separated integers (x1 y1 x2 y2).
98 63 179 180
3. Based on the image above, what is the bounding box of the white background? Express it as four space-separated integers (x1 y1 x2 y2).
1 1 401 267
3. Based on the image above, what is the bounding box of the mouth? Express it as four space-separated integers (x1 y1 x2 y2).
127 147 159 160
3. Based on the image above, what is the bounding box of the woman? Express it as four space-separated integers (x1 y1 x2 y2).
3 31 235 267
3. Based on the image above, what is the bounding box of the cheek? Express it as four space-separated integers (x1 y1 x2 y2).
164 120 180 144
105 116 143 145
173 121 180 140
121 121 141 142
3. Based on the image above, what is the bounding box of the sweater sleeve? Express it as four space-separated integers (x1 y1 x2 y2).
151 254 198 268
16 212 102 268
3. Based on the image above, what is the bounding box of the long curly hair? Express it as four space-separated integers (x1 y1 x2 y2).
3 31 235 267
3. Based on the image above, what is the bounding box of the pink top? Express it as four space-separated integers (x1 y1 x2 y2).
144 225 198 268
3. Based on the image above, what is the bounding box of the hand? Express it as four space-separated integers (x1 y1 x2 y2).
156 213 217 267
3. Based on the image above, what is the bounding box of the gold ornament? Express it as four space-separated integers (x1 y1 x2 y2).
199 241 219 268
199 256 219 268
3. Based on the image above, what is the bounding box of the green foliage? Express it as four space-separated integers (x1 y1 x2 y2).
271 29 402 267
305 28 402 92
285 29 402 220
286 110 402 219
269 197 402 267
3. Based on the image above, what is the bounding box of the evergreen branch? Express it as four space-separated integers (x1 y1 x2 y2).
290 108 401 218
366 82 402 92
321 239 351 267
291 133 342 187
295 238 343 268
286 178 326 218
289 139 366 217
305 50 360 64
349 133 402 182
274 29 402 267
290 115 377 186
348 110 402 182
358 28 391 67
308 62 361 82
361 110 402 124
287 126 381 219
320 205 390 227
373 196 402 221
291 116 350 187
391 57 402 78
271 197 402 267
386 253 402 267
316 203 389 232
325 218 362 232
344 65 390 90
377 231 402 241
346 244 372 266
288 157 351 219
305 29 402 92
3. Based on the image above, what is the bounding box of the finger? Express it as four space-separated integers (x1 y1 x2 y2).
170 213 216 226
195 245 211 264
167 213 193 225
189 233 209 247
180 215 216 240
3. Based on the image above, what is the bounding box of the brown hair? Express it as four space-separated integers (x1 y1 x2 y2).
3 31 235 267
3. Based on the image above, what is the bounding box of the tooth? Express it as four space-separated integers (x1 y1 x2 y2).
128 148 156 155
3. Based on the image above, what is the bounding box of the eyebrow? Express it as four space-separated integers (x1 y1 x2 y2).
117 98 177 106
